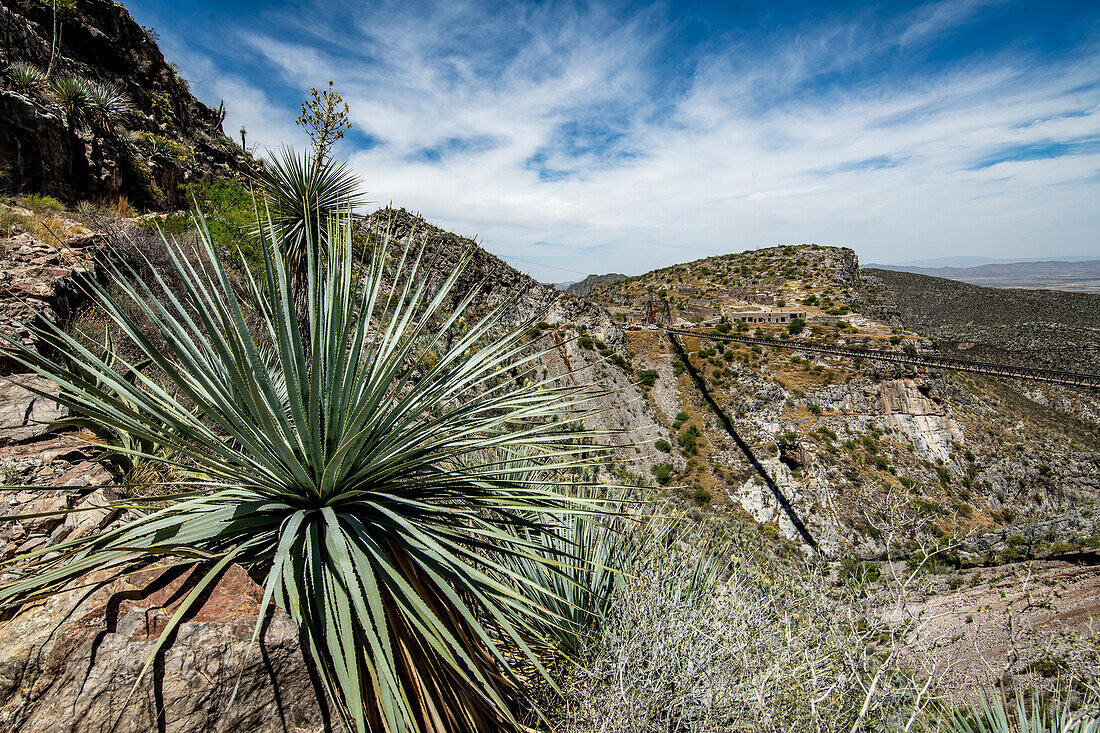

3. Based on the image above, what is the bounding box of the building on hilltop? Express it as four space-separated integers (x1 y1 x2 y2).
725 307 806 325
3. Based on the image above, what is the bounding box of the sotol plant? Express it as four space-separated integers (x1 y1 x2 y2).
4 61 47 95
49 73 94 120
0 190 611 731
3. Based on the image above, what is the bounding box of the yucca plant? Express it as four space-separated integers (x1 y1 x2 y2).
52 329 155 487
499 478 637 659
0 200 613 731
253 148 368 346
50 73 94 123
253 147 367 278
4 61 47 95
86 79 133 128
942 692 1099 733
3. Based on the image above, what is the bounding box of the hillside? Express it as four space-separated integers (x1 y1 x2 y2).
0 0 252 208
863 267 1100 374
582 244 1100 562
565 272 626 296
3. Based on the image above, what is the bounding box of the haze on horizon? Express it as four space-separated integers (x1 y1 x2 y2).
130 0 1100 282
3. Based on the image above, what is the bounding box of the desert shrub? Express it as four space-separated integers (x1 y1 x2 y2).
655 439 671 453
636 368 659 388
651 463 672 485
0 208 32 235
149 89 175 125
173 178 269 271
788 318 806 335
679 424 700 455
553 529 928 732
19 193 64 212
578 335 594 349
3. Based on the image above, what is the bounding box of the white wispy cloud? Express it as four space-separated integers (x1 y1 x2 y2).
154 0 1100 279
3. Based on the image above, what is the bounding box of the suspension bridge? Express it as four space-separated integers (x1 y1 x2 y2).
662 327 1100 389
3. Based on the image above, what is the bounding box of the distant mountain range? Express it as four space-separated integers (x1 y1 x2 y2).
865 259 1100 293
882 255 1098 268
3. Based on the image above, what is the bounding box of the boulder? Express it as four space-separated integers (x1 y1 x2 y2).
0 563 329 733
0 376 68 445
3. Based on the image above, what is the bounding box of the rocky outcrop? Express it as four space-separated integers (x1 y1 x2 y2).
0 562 328 733
566 273 627 297
0 398 328 733
0 375 67 446
876 378 964 464
0 227 99 372
0 0 253 208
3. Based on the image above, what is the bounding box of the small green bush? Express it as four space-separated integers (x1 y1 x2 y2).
636 369 659 388
655 439 671 453
678 425 700 455
20 193 64 212
651 463 672 485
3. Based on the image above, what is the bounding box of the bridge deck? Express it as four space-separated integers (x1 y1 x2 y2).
661 328 1100 389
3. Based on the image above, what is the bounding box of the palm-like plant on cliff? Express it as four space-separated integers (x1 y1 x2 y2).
253 147 367 347
253 146 366 283
0 185 610 731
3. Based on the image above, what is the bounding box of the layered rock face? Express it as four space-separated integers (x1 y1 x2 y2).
0 393 328 733
1 0 251 207
0 220 328 731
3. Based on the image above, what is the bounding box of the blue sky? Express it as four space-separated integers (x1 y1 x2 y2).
129 0 1100 281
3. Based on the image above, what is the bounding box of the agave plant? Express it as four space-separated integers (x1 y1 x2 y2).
4 61 47 95
0 201 612 731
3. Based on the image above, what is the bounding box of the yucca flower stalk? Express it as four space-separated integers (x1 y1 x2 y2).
0 203 614 732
